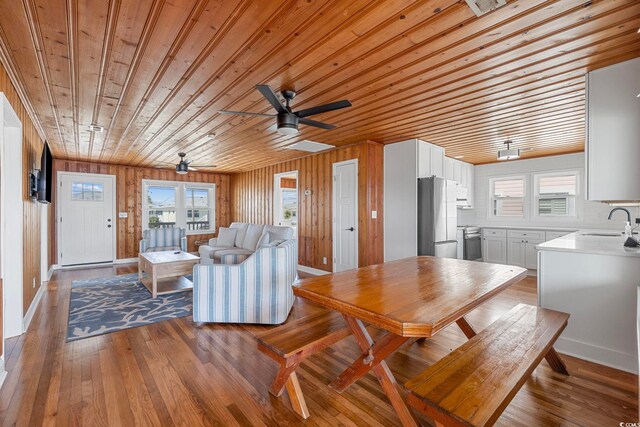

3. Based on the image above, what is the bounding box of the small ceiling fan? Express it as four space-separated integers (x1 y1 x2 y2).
157 152 217 175
219 85 352 135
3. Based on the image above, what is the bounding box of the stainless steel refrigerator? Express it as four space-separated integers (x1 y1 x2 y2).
417 177 458 258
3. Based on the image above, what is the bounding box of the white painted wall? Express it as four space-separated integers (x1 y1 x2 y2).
384 140 418 261
458 153 639 230
0 94 24 339
41 204 49 281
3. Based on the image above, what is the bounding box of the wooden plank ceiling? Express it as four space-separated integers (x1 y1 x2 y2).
0 0 638 171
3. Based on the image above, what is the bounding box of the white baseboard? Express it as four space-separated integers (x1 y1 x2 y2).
51 257 139 271
114 257 138 265
0 357 7 390
298 265 331 276
46 265 55 281
23 282 45 332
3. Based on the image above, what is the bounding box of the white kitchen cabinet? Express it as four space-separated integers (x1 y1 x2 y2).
444 157 455 181
418 140 445 179
464 162 474 208
586 57 640 202
507 238 526 267
430 144 444 178
525 239 544 270
482 228 507 264
453 160 463 186
545 231 570 241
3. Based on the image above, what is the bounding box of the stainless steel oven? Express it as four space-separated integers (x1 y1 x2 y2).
461 226 482 261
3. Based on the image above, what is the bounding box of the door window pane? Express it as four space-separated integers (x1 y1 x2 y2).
281 189 298 226
147 186 177 228
72 182 104 201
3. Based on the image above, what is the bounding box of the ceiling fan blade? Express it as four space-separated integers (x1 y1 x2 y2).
298 117 336 130
190 165 217 168
266 123 278 132
256 85 287 114
294 99 351 118
218 110 274 117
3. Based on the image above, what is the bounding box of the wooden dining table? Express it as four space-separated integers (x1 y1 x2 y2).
293 256 527 427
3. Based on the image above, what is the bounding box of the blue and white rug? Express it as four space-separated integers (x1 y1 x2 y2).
67 273 193 342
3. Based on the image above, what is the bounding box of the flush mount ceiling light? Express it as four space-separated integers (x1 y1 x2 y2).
88 124 104 132
497 140 520 161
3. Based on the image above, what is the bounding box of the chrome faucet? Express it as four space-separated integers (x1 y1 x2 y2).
608 207 631 223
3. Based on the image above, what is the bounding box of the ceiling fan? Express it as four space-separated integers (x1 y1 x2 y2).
219 85 352 135
157 152 217 174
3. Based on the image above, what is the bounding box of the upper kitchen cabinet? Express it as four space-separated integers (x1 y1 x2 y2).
443 156 475 209
586 58 640 202
418 140 445 179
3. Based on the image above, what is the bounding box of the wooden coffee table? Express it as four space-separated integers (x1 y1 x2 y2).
138 251 200 298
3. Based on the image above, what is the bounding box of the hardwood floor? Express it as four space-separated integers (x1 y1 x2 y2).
0 265 636 426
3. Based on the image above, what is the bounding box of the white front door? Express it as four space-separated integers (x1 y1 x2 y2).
58 173 115 266
333 159 358 272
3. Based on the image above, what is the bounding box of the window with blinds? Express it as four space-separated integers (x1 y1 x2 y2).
491 177 525 217
534 172 578 217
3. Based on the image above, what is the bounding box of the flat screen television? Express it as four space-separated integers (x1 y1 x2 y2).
36 142 53 204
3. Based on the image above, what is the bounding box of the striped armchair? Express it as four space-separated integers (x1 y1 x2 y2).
139 227 187 253
192 239 297 324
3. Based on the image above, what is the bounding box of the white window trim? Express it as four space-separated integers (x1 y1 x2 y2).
487 174 530 222
532 169 582 221
142 179 216 235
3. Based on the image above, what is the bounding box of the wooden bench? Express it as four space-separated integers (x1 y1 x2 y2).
256 308 351 419
404 303 569 427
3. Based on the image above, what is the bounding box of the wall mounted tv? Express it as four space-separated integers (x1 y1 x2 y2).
29 142 53 204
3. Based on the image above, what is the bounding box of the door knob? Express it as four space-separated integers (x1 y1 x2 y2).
345 227 354 231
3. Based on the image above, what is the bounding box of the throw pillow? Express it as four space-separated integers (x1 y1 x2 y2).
217 227 237 247
266 239 286 247
242 224 264 250
257 231 270 248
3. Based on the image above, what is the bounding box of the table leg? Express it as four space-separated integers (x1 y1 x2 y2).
138 258 142 282
152 268 158 298
545 347 569 375
332 315 419 427
455 316 477 339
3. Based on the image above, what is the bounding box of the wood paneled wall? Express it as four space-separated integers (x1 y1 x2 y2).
231 141 383 272
50 160 232 264
0 62 45 314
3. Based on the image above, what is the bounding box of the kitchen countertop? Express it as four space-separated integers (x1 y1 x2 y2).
537 229 640 257
469 225 579 232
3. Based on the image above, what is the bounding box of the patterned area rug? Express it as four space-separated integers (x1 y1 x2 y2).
67 273 193 342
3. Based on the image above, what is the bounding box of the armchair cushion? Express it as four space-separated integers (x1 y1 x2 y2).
147 245 181 252
217 227 237 247
213 248 253 261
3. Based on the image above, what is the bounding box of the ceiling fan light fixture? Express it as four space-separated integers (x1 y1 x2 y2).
277 125 298 135
176 162 189 174
497 140 520 161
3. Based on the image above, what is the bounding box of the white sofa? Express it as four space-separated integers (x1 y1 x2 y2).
199 222 294 265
